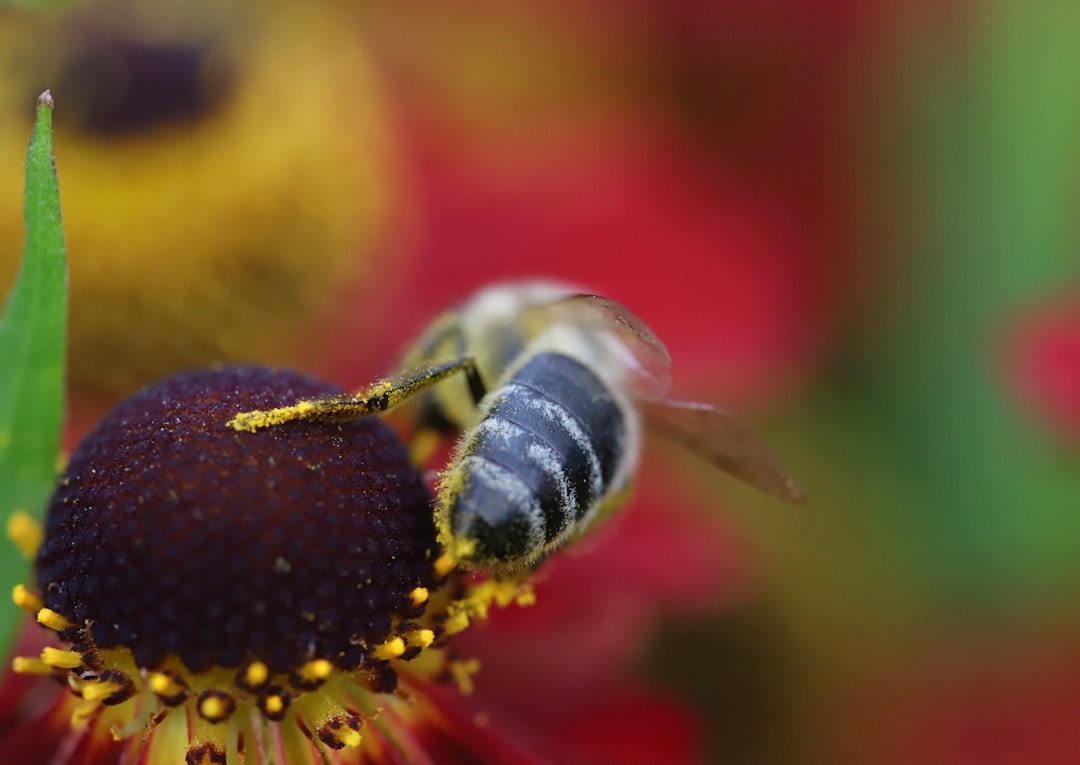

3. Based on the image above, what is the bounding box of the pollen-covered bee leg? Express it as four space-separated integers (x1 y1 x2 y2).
228 357 482 433
367 357 484 414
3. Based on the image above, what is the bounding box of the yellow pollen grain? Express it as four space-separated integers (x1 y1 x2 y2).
228 400 319 432
372 637 405 660
245 661 269 686
491 580 523 608
12 584 43 613
6 511 43 559
340 729 362 748
12 656 52 675
405 628 435 649
449 536 478 563
409 586 430 606
298 658 333 682
41 647 83 669
433 553 457 577
368 379 393 396
36 607 74 632
264 695 285 715
80 681 121 702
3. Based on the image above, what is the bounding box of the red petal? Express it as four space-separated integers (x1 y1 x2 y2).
0 686 123 765
551 687 702 765
391 680 552 765
322 125 821 403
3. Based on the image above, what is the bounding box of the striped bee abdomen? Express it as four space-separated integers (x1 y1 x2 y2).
447 352 628 564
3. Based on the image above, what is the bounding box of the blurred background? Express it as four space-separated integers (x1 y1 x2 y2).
1 0 1077 763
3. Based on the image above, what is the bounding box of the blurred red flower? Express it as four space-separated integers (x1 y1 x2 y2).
1003 294 1080 443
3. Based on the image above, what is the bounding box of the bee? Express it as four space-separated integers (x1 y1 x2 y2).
229 281 804 571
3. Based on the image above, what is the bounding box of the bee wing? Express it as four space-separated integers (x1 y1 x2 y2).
525 293 673 399
642 399 806 504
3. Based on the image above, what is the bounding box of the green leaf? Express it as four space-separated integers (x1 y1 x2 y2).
0 91 67 660
856 0 1080 616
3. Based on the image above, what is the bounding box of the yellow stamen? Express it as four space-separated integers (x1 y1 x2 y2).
41 647 83 669
37 607 74 632
297 658 333 683
263 694 285 715
6 511 43 558
372 636 405 660
12 584 43 613
433 553 457 577
186 748 223 765
405 628 435 650
408 586 430 607
149 671 187 699
189 717 228 765
445 607 471 635
81 681 122 702
449 657 481 696
492 580 529 609
244 661 269 687
12 656 52 675
443 577 536 636
70 697 100 730
317 715 363 749
149 673 175 695
338 729 362 749
197 691 235 724
200 697 225 720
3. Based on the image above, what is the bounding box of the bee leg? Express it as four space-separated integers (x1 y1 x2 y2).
228 357 482 433
461 358 487 406
370 357 483 413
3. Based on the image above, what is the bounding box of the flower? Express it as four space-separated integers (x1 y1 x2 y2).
1 4 837 761
1 365 548 765
1001 293 1080 444
0 0 397 398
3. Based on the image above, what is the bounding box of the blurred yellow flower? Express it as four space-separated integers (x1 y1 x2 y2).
0 0 398 399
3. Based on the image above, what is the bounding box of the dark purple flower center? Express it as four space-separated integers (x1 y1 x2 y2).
35 365 438 674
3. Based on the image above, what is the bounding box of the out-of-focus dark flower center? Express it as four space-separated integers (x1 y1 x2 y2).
55 36 234 135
